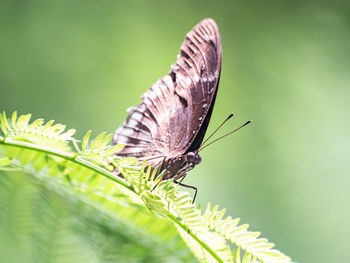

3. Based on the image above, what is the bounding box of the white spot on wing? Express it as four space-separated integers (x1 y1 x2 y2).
148 90 157 100
208 74 215 83
128 119 139 128
121 128 133 136
140 104 146 111
116 135 129 144
131 111 142 121
154 85 163 97
194 74 199 82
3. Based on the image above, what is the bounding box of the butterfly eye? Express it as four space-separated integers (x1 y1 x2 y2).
186 152 196 163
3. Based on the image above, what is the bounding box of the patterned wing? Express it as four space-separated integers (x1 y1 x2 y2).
113 18 222 168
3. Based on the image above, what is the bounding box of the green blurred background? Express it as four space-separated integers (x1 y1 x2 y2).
1 1 349 262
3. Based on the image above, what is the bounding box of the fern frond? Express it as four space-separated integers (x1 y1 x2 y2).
202 203 291 263
0 111 292 263
0 111 75 151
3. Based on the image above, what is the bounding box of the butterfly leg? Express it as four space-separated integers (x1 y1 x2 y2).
151 173 166 192
174 176 198 204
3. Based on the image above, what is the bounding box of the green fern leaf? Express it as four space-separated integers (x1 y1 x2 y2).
81 130 92 151
90 132 108 150
11 111 18 130
103 144 125 156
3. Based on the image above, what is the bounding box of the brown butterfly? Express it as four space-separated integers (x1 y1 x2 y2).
113 18 222 200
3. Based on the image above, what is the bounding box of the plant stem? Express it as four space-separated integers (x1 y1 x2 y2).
168 214 223 263
0 139 132 190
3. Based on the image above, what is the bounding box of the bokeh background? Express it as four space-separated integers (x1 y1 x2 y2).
1 1 349 262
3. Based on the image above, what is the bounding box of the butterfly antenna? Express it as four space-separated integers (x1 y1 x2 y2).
199 120 252 152
200 113 234 148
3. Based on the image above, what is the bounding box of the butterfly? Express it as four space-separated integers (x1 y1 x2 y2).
113 18 222 200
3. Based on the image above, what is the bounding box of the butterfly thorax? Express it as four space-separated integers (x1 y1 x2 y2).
163 151 202 180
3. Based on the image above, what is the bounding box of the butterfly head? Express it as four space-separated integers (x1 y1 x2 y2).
185 151 202 166
177 151 201 177
164 151 202 180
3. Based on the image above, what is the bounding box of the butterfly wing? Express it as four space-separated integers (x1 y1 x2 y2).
113 18 222 168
